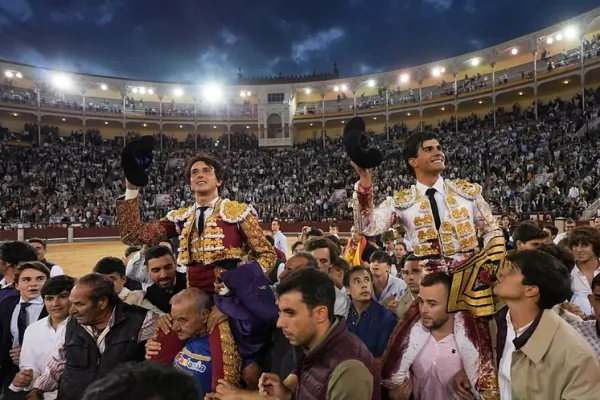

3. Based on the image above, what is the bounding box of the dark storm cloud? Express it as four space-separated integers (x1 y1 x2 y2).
0 0 597 82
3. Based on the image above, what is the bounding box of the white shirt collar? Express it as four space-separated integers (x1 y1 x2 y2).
506 310 534 337
19 295 44 305
45 316 68 331
195 197 219 209
416 176 445 196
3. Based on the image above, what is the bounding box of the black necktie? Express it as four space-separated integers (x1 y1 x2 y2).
197 206 209 236
17 302 32 345
426 188 442 230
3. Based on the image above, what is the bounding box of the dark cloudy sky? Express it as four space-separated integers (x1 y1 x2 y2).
0 0 597 82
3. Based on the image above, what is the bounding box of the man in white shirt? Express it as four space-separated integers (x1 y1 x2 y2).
569 226 600 317
271 219 288 255
0 262 50 396
369 251 406 310
454 249 600 400
553 218 576 244
27 238 64 277
9 275 76 400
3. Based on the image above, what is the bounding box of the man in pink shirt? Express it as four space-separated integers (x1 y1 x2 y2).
386 272 470 400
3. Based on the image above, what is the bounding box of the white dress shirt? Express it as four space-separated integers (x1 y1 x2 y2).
9 316 68 399
10 296 45 346
273 231 288 255
334 287 350 319
195 197 219 231
415 176 447 224
498 311 534 400
373 274 407 305
49 265 64 277
570 265 600 316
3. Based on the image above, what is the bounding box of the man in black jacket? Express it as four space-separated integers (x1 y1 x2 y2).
0 262 50 398
143 245 187 314
27 274 158 400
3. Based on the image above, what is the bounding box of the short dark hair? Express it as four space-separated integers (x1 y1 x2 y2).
276 268 335 322
324 234 342 252
591 274 600 292
94 257 126 277
184 153 225 185
402 131 438 177
394 226 406 236
15 261 50 283
513 221 547 244
304 227 324 239
382 230 395 243
331 258 350 274
343 266 372 287
544 225 559 236
125 246 141 258
81 361 201 400
0 241 39 267
145 245 175 266
566 218 576 224
291 240 304 253
28 238 47 250
505 249 571 309
329 223 338 229
76 274 120 308
369 250 391 265
569 226 600 257
501 215 510 220
304 237 340 263
288 252 319 270
420 271 452 293
42 275 76 297
537 243 575 272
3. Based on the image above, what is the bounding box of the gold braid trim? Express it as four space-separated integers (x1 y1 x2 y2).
219 321 242 385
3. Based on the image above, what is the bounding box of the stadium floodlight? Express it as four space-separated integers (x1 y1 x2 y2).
104 121 109 125
432 68 441 77
547 37 554 44
148 88 154 95
556 33 563 41
341 121 345 124
173 88 184 97
246 91 251 96
143 123 147 127
470 58 480 67
52 74 72 90
440 67 446 73
240 90 246 97
334 86 340 92
519 92 523 96
341 84 347 91
400 73 409 83
478 100 483 104
179 125 183 128
441 107 445 111
367 79 375 87
4 71 13 78
15 72 22 79
100 84 108 91
139 87 147 95
12 113 18 117
565 26 578 40
511 48 518 55
305 88 311 94
204 83 224 102
213 125 217 129
62 118 66 121
373 117 377 120
407 113 411 116
132 87 139 94
246 125 250 129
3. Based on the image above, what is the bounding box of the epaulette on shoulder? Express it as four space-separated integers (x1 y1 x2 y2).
446 179 482 200
164 206 194 223
220 199 257 224
392 186 417 210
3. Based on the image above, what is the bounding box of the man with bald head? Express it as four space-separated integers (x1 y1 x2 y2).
146 288 232 397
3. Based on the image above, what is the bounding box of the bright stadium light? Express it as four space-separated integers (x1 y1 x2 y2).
470 58 480 67
179 125 183 128
441 107 445 111
432 68 441 77
213 125 217 129
100 84 108 91
341 84 347 91
132 87 139 94
148 88 154 95
511 48 518 55
240 90 246 97
407 113 411 116
400 73 409 83
52 74 72 90
246 125 250 129
15 72 22 79
367 79 375 87
139 87 147 95
334 86 339 92
440 67 446 73
143 123 147 127
204 83 223 102
547 37 554 44
556 33 563 41
305 88 311 94
565 26 578 39
173 88 184 97
4 71 13 78
104 121 109 125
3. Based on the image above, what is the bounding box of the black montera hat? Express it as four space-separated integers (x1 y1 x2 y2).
121 135 155 187
343 116 384 169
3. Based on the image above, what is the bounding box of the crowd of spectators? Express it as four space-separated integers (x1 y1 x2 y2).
0 88 599 228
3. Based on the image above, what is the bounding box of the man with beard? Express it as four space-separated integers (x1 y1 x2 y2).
352 131 504 398
143 246 186 314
